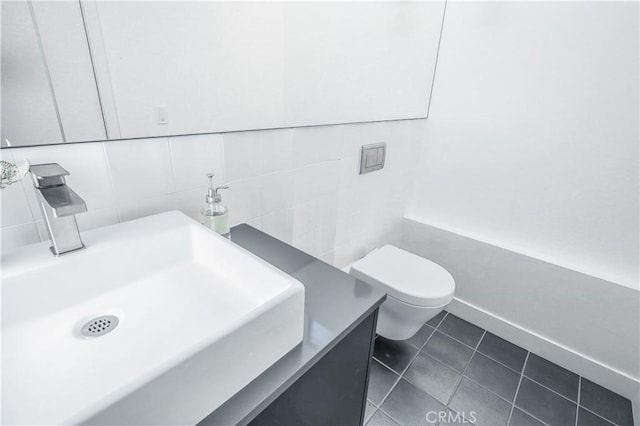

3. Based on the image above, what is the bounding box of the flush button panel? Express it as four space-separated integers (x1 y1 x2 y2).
359 142 386 174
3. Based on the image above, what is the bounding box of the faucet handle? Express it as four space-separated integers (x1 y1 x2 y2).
30 163 69 188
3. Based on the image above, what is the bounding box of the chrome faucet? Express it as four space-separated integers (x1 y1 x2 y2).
30 163 87 256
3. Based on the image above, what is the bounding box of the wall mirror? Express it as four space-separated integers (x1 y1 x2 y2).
1 1 445 148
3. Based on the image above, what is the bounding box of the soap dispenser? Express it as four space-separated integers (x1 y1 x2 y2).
201 173 230 238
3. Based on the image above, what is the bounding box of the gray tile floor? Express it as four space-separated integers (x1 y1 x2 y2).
365 311 634 426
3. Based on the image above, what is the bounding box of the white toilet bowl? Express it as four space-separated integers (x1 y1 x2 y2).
349 245 455 340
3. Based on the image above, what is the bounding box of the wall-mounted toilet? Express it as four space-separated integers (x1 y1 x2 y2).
349 245 455 340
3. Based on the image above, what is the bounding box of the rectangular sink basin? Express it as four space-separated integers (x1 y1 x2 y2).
1 211 305 425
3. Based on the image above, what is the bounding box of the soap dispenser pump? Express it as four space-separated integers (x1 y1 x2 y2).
201 173 230 238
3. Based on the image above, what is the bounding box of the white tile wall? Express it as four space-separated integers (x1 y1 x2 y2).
259 129 293 174
105 137 174 201
0 119 425 267
261 170 295 214
169 133 225 191
0 178 34 228
222 131 260 182
291 125 342 167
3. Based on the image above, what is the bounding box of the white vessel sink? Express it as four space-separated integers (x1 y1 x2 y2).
1 211 305 425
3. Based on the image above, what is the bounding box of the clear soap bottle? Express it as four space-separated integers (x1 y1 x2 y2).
201 173 230 238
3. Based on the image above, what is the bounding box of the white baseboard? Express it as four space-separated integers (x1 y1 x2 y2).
447 297 640 425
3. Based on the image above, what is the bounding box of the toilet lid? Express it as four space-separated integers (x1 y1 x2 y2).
350 245 455 307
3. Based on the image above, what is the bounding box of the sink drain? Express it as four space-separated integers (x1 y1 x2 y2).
81 315 119 337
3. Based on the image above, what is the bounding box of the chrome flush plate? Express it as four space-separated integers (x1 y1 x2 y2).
359 142 386 174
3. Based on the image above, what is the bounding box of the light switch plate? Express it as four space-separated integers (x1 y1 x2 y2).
155 105 169 125
359 142 386 174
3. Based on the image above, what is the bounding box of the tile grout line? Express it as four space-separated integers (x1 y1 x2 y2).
434 325 519 374
444 329 487 417
457 369 520 407
501 351 585 408
371 350 417 415
571 384 630 426
372 313 615 426
399 314 449 376
521 373 581 406
432 312 449 329
446 330 578 426
405 350 539 419
402 349 466 401
575 376 581 426
371 313 448 425
377 406 402 426
507 351 530 426
441 325 533 377
382 337 506 424
434 328 479 352
513 352 580 426
510 354 566 426
99 142 122 223
516 406 553 426
579 404 624 426
510 354 607 426
374 371 403 413
476 346 527 376
436 315 540 383
166 137 178 194
364 400 377 425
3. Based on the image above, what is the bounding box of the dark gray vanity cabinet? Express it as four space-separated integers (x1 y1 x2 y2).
249 311 378 426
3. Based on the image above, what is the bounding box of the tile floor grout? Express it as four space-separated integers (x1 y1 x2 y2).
476 346 525 375
382 334 438 425
368 322 438 424
579 404 626 426
367 312 631 426
443 329 487 423
433 322 604 412
506 351 530 426
368 313 449 425
575 376 582 426
378 406 402 425
402 350 463 403
428 323 531 378
514 406 553 426
373 318 528 425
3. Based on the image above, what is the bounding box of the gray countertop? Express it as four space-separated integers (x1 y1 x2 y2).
199 224 386 425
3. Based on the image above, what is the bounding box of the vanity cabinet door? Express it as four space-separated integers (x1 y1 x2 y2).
249 311 377 426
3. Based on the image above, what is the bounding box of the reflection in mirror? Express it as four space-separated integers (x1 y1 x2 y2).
82 1 441 140
1 1 62 147
1 1 106 147
1 1 444 147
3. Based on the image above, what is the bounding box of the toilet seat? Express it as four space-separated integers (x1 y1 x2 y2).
350 245 455 307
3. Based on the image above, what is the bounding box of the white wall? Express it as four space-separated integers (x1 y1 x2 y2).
407 1 639 288
0 119 424 268
403 0 639 409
